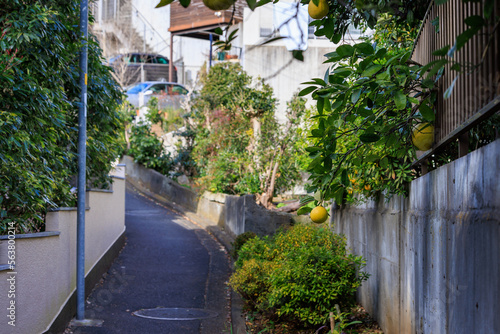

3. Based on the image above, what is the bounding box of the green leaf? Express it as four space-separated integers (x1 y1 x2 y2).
419 100 435 121
359 133 380 143
435 0 449 5
333 67 353 77
394 90 407 110
421 78 435 88
255 0 273 7
308 154 324 170
380 157 389 168
214 27 223 35
332 33 342 44
299 195 315 205
432 45 450 56
299 86 317 96
464 15 485 28
425 59 448 79
336 44 355 57
297 206 313 215
450 63 461 71
246 0 258 10
352 157 362 166
484 0 494 18
341 169 349 186
351 89 362 104
317 98 324 115
179 0 191 8
454 28 478 52
375 48 387 58
361 64 383 77
155 0 174 8
305 146 322 153
292 50 304 61
364 154 379 162
331 99 343 110
431 16 440 33
354 42 374 55
323 98 331 112
314 190 323 201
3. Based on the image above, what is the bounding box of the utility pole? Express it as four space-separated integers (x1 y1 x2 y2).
76 0 89 322
70 0 103 327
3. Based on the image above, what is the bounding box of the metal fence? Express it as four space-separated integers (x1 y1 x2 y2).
411 0 499 163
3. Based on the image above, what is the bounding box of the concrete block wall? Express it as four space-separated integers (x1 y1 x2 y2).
333 139 500 334
0 168 126 334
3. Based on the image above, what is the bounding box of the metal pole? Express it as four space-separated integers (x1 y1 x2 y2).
169 33 173 82
77 0 89 321
209 33 213 69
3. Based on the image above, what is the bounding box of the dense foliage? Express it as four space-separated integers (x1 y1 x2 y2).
0 0 123 233
230 224 368 329
297 0 499 207
190 62 306 196
128 122 173 175
298 44 438 205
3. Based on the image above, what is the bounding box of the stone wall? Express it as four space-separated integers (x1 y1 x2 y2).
332 139 500 334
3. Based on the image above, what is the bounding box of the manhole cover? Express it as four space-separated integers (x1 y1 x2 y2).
132 308 218 321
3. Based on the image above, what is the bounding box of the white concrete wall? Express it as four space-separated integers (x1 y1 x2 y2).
332 139 500 334
0 170 125 334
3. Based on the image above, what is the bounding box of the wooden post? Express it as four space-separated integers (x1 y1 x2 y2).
458 132 469 158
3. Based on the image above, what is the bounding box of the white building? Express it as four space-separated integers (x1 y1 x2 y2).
91 0 370 119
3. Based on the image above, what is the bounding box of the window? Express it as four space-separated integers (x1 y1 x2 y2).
155 57 169 65
150 84 167 93
127 83 149 94
171 85 188 95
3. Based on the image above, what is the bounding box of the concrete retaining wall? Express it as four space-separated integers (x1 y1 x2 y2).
0 167 126 334
122 156 304 240
332 139 500 334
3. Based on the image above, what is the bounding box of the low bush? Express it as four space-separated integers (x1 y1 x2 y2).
231 231 257 259
230 224 369 329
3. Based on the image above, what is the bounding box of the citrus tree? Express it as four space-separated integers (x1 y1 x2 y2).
155 0 497 208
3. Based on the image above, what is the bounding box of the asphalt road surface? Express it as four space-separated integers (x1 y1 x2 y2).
67 187 232 334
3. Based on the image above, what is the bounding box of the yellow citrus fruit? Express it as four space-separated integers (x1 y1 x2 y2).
412 122 434 151
308 0 329 20
310 206 328 224
203 0 235 11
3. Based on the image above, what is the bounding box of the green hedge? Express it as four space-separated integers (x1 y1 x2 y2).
0 1 123 233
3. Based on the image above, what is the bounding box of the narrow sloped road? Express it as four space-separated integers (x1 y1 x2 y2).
67 186 231 334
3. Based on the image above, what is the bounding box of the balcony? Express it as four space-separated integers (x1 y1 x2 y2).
169 0 246 39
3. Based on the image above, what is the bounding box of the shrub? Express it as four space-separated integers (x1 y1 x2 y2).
231 231 257 259
128 122 173 175
230 225 369 328
0 0 123 233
